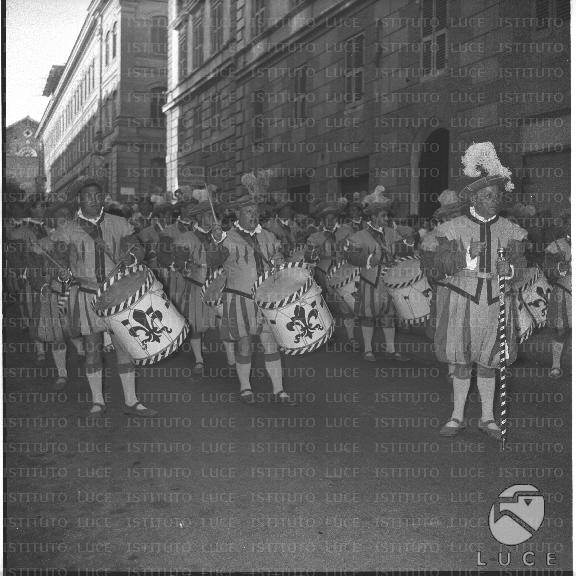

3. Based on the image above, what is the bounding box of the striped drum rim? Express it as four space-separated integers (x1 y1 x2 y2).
253 261 314 310
93 264 155 318
381 256 424 289
280 323 335 355
133 323 190 366
326 260 359 289
202 267 226 308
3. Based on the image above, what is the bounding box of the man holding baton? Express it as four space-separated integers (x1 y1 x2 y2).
420 143 527 440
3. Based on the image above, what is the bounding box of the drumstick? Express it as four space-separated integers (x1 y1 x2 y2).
205 183 219 225
29 240 68 273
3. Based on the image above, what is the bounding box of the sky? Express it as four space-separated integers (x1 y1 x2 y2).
6 0 93 127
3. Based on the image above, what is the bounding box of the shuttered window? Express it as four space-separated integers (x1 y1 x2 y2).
344 34 364 103
421 0 448 76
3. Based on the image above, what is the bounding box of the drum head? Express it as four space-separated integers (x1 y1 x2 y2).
255 266 310 305
382 257 422 287
94 269 148 312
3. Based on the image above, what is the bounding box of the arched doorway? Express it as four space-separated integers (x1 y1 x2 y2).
418 128 449 218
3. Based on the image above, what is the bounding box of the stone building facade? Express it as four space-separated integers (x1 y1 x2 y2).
6 116 45 199
37 0 168 202
165 0 569 222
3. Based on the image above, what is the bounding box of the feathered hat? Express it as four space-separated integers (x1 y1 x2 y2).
226 169 273 210
459 142 514 201
433 189 464 220
362 185 393 216
310 195 348 219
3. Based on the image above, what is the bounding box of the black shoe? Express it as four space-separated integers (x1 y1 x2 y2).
272 390 297 406
239 389 255 404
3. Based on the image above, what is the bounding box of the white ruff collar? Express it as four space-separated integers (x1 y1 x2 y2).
77 208 104 224
235 221 262 236
470 206 497 223
367 222 384 233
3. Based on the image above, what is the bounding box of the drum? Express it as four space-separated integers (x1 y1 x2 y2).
326 260 359 314
512 266 552 342
202 268 227 319
253 262 334 355
381 256 432 325
288 246 306 263
93 264 189 365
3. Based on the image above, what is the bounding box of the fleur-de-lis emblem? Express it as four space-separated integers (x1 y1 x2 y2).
122 306 173 350
286 302 323 344
527 285 552 318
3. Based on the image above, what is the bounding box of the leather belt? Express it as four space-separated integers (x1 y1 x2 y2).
223 287 253 299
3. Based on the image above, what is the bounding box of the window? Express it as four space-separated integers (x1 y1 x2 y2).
535 0 570 28
210 0 224 53
178 114 187 152
252 0 267 37
294 66 309 119
112 22 118 59
110 91 117 127
421 0 447 76
192 6 204 69
209 94 223 129
192 104 203 141
253 90 265 142
151 16 168 54
344 34 364 103
150 87 166 120
178 23 188 80
105 31 110 66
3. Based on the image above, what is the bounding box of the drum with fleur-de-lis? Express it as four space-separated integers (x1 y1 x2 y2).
253 262 334 355
92 264 189 365
381 256 432 325
511 266 552 342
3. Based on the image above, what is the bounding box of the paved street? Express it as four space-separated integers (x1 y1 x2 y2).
4 308 572 572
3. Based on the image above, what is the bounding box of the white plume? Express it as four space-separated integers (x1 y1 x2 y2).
461 142 514 191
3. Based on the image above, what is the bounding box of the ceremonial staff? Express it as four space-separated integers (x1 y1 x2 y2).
497 246 509 450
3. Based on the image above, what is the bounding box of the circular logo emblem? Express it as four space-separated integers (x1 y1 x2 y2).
489 484 545 545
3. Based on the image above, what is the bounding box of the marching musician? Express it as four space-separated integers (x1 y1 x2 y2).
50 177 156 418
264 200 299 259
421 189 465 382
25 201 85 390
344 186 411 362
157 187 234 375
345 192 365 233
138 201 174 284
304 196 356 344
208 171 296 406
420 143 528 440
9 194 49 363
544 217 571 378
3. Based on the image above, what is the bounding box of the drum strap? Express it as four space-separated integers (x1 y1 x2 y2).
368 227 392 283
236 230 270 277
76 214 106 284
